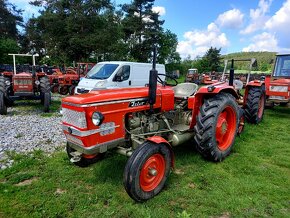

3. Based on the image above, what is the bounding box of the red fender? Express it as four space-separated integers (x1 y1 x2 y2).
147 136 175 168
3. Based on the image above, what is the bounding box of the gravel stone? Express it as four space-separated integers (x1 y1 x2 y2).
0 97 66 169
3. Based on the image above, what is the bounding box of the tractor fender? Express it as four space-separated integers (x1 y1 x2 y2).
146 136 175 168
188 85 239 129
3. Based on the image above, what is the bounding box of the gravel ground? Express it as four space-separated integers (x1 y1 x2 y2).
0 97 66 170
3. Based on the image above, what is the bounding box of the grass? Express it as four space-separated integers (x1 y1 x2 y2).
0 107 289 217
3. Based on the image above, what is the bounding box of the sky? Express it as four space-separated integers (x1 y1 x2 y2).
9 0 290 59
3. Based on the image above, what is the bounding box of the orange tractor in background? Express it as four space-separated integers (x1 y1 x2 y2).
265 54 290 107
57 62 95 95
0 54 51 115
61 49 265 202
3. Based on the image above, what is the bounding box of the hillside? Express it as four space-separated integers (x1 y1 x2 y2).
222 51 277 72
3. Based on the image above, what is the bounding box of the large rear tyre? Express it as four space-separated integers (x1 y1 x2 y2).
66 143 105 168
0 92 7 115
0 76 13 106
245 86 265 124
69 85 76 95
194 93 239 162
123 142 171 202
43 92 51 112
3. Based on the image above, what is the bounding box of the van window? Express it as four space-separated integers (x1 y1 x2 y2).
86 63 119 79
116 65 130 81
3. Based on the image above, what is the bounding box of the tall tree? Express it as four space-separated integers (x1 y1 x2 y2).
29 0 121 64
203 47 221 72
121 0 164 62
0 0 23 40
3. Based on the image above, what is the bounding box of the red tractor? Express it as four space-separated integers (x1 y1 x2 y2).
61 52 265 202
58 63 95 95
265 54 290 107
0 54 51 115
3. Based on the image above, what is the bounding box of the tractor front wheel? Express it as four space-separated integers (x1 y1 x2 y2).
0 92 7 115
245 86 265 124
123 142 171 202
194 93 239 162
66 143 105 167
58 86 69 95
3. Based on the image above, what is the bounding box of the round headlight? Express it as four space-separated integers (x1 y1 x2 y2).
5 80 11 86
92 112 104 126
35 80 40 85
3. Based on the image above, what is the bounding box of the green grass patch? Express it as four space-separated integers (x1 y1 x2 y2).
0 107 289 217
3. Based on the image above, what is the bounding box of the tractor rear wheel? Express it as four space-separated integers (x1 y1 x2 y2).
123 142 171 202
0 76 13 106
194 93 238 162
40 76 50 104
245 86 265 124
66 143 105 167
69 85 75 95
43 92 51 112
0 92 7 115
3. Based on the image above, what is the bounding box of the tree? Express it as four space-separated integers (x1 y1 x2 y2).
0 38 20 63
158 30 180 64
121 0 164 62
0 0 23 40
203 47 222 72
28 0 121 64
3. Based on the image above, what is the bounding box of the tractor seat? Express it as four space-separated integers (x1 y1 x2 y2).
172 83 198 99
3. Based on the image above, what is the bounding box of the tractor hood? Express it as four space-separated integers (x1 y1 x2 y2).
62 87 152 106
270 78 290 85
14 72 32 78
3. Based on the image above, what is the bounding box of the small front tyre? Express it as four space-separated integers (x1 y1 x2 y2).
123 142 171 202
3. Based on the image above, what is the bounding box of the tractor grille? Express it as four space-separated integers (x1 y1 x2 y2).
269 85 288 92
14 79 33 85
62 108 87 129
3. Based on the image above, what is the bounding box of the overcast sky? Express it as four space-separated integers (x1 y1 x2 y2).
10 0 290 58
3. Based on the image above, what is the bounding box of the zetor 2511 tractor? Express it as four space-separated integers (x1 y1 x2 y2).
0 54 51 115
61 54 265 202
265 53 290 107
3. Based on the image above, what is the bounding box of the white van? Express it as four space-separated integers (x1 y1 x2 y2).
75 61 165 94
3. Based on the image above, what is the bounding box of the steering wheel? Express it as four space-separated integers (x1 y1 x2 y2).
157 73 178 86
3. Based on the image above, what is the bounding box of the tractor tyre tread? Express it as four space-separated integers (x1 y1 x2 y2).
194 93 238 162
123 142 171 202
244 86 265 124
0 92 7 115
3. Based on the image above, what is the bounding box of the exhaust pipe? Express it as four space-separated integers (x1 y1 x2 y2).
229 59 234 86
149 47 158 111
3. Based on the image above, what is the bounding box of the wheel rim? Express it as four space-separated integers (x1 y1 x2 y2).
140 153 165 192
258 94 265 118
216 106 237 151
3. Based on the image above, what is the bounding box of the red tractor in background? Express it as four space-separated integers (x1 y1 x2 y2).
265 54 290 107
0 54 51 115
61 49 265 202
57 62 95 95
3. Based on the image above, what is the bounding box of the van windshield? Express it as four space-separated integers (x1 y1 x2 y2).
86 63 119 79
